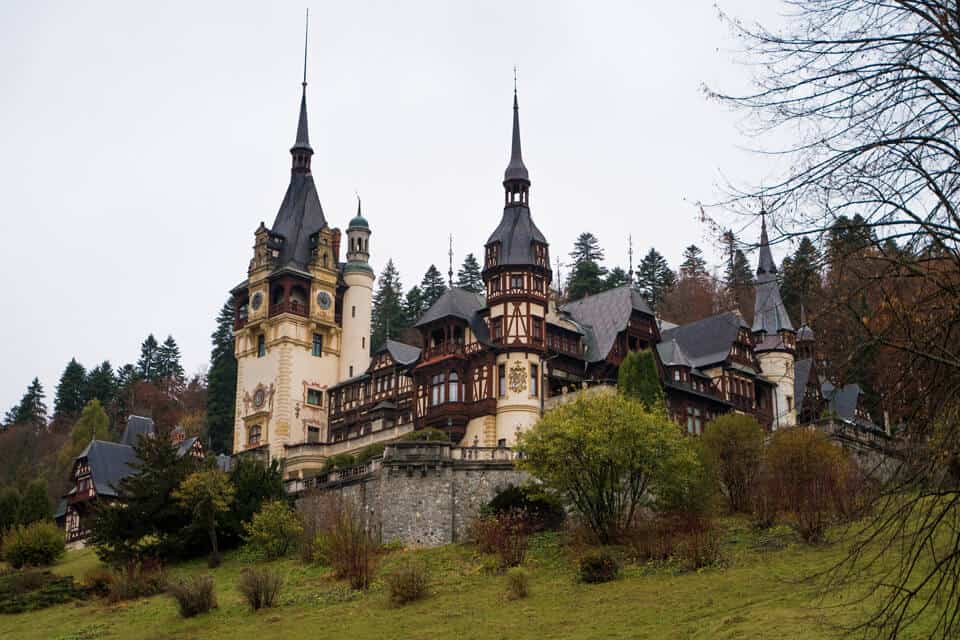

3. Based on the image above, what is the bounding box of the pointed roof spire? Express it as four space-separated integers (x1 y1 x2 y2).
504 68 529 184
291 9 312 154
757 209 776 277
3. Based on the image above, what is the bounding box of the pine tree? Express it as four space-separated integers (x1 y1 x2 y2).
456 253 484 293
420 264 448 308
137 334 160 382
2 406 17 428
679 245 709 280
85 361 117 408
371 259 406 352
14 378 48 429
724 242 755 320
155 335 186 390
53 358 87 419
636 248 676 310
206 301 238 454
403 286 426 325
17 479 50 524
566 232 608 301
780 237 823 322
604 267 631 290
617 349 665 412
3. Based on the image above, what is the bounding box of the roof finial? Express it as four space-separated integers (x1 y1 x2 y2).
513 65 517 95
628 234 634 284
302 8 310 89
448 234 454 287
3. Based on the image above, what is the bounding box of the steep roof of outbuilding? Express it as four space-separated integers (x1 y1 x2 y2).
121 415 155 446
661 311 749 370
77 440 138 497
560 286 654 363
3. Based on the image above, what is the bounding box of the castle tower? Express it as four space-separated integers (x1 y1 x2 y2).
231 72 343 459
339 199 374 380
796 305 816 362
481 86 552 445
752 214 797 429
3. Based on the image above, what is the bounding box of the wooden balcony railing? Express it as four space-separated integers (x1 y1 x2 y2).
422 342 467 361
269 300 309 317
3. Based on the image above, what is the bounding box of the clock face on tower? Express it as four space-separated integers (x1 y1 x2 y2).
251 292 263 311
316 291 332 310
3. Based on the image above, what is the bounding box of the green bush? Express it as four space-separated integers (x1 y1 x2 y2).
323 454 357 471
401 428 450 442
484 485 565 532
386 557 430 605
2 521 66 569
355 443 386 464
701 413 764 513
578 549 621 584
167 575 217 618
238 567 283 611
0 571 83 614
243 500 303 560
505 567 530 600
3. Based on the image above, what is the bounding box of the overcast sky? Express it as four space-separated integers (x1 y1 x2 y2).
0 1 790 412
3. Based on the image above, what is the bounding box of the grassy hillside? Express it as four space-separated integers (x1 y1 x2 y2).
0 520 937 640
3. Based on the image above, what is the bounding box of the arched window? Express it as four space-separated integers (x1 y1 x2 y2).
448 371 459 402
248 425 262 446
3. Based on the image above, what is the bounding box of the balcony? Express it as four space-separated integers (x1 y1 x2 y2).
269 299 309 318
421 342 467 362
67 487 95 504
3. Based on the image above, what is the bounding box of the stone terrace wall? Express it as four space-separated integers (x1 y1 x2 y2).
296 441 528 547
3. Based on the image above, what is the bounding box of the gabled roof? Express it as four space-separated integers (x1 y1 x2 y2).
383 340 421 366
661 311 749 370
561 286 654 363
77 440 138 497
121 415 155 446
415 288 486 327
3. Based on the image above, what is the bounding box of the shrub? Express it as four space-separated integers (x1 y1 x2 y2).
617 349 665 411
243 500 303 560
355 443 386 464
238 567 283 611
763 427 855 543
485 485 565 532
167 575 217 618
324 501 377 590
0 571 82 614
323 453 357 472
107 561 166 603
81 567 115 597
701 413 764 513
749 468 778 530
1 521 66 569
677 527 723 570
505 567 529 600
578 549 621 584
401 428 450 442
297 491 340 564
468 510 529 568
385 558 429 605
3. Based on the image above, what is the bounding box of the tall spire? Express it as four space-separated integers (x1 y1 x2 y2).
504 68 529 185
757 209 776 278
290 10 313 173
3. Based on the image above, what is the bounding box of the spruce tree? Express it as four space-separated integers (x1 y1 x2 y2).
85 361 117 408
420 264 448 308
617 349 665 412
155 335 186 389
14 378 48 429
724 241 755 319
456 253 484 293
780 236 823 322
206 301 238 454
679 245 709 280
17 479 50 524
137 334 160 382
604 267 631 290
54 358 87 419
403 286 426 325
566 232 608 301
636 248 676 310
0 487 20 530
371 259 406 352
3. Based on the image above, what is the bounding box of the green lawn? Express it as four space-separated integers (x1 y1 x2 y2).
0 521 939 640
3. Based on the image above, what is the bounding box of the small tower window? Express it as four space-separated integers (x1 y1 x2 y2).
248 425 262 446
498 364 507 397
352 306 356 318
312 333 323 357
530 364 538 397
349 365 354 377
257 335 266 358
362 336 366 349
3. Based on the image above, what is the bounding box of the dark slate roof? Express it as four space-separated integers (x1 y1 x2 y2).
292 87 311 152
384 340 421 366
561 286 654 363
176 436 200 457
121 415 155 446
415 288 486 327
661 311 748 370
657 338 692 368
504 90 529 183
752 216 794 341
822 381 862 423
797 306 815 342
794 358 814 413
78 440 138 497
270 174 327 271
485 207 548 266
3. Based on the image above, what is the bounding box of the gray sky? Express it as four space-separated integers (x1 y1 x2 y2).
0 1 788 412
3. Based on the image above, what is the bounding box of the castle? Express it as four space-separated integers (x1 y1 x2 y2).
230 75 876 486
